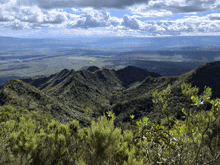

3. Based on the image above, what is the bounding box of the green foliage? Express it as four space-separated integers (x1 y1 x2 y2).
106 111 115 120
1 81 220 164
78 114 145 164
0 105 51 164
0 106 144 164
128 82 220 164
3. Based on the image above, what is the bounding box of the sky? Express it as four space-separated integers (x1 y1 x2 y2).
0 0 220 38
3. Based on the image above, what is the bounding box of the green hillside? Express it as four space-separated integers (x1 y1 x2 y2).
1 62 220 164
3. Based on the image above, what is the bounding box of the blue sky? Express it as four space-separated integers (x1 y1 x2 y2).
0 0 220 38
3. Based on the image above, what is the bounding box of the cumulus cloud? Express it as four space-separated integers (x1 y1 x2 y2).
0 0 16 22
0 1 77 30
119 14 201 34
129 0 220 17
68 10 117 29
16 7 68 24
146 15 220 35
0 13 13 22
6 0 219 19
42 10 68 24
1 0 220 37
0 1 122 30
117 14 220 36
71 8 80 13
16 6 43 23
3 20 26 30
109 16 122 26
208 13 220 20
121 15 140 29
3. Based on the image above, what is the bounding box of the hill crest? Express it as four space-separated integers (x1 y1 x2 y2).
1 62 219 130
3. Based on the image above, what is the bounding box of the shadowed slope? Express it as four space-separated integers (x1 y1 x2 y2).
86 66 100 72
111 62 220 129
179 61 220 99
116 65 161 88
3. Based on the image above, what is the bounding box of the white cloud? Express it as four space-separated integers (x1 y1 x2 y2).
0 0 220 37
0 12 14 22
2 20 27 30
17 6 43 23
0 0 16 22
109 16 122 26
208 13 220 20
67 9 115 29
128 3 173 18
128 0 220 17
117 14 220 36
0 3 123 30
152 15 220 35
121 15 140 29
42 9 68 24
0 2 79 30
71 8 79 13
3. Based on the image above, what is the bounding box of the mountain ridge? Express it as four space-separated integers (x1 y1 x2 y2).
0 62 219 129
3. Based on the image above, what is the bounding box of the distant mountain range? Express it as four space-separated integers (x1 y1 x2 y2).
1 36 220 51
1 36 220 88
0 61 219 130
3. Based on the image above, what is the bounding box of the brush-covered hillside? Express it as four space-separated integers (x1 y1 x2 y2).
1 61 220 164
0 65 161 128
0 62 219 129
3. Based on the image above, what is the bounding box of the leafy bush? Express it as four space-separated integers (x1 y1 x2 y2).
1 81 220 164
128 82 220 164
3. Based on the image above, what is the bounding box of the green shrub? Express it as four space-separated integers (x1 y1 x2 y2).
1 81 220 164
